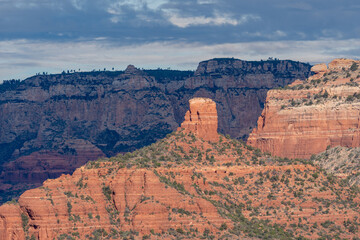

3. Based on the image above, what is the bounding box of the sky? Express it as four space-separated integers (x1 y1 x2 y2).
0 0 360 81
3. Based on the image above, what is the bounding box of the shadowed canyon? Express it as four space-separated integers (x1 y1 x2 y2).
0 58 311 203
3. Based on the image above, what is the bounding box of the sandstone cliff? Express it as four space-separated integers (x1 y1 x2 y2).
0 99 359 240
0 58 311 203
179 98 219 141
248 58 360 159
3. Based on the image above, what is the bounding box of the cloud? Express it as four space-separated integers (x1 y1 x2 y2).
197 0 215 4
167 13 260 28
0 0 358 45
243 30 288 40
70 0 86 10
0 38 359 82
0 0 359 83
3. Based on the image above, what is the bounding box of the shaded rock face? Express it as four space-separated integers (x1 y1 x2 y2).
180 98 219 141
248 59 360 159
0 58 311 202
313 146 360 186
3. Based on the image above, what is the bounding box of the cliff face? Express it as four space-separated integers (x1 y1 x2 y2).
248 58 360 159
0 58 311 203
0 98 359 240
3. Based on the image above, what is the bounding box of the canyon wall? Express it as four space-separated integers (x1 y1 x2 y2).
0 99 359 239
248 59 360 159
0 58 311 202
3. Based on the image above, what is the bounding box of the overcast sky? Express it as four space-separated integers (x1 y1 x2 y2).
1 0 360 81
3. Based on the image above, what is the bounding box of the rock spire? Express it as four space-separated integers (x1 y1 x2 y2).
179 98 219 141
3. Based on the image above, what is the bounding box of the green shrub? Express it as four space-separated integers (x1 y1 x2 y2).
172 208 191 216
64 191 74 198
219 223 228 230
350 62 359 71
321 220 334 228
346 95 355 102
102 186 112 201
21 213 29 232
92 228 108 239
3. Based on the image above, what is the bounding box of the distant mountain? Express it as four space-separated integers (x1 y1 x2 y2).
0 58 311 203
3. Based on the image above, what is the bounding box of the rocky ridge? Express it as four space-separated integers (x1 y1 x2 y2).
0 98 359 239
312 146 360 186
0 58 311 203
248 58 360 159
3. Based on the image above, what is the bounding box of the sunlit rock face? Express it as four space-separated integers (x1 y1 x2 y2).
248 59 360 159
180 98 219 142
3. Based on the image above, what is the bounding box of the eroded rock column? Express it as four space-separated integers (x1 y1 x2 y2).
180 98 219 141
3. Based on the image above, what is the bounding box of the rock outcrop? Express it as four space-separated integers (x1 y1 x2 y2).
313 146 360 186
0 105 359 239
180 98 219 141
248 58 360 159
309 63 327 80
0 58 311 203
328 58 356 71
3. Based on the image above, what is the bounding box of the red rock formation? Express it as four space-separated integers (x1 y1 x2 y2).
309 63 327 80
328 58 356 70
0 131 359 239
1 144 105 183
0 59 311 203
179 98 219 141
0 204 24 240
248 58 360 159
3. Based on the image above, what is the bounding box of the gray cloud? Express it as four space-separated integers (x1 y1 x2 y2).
0 0 359 81
0 0 359 43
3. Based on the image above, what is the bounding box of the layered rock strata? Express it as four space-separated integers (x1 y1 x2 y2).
248 58 360 159
0 58 311 203
0 103 359 239
180 98 219 141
